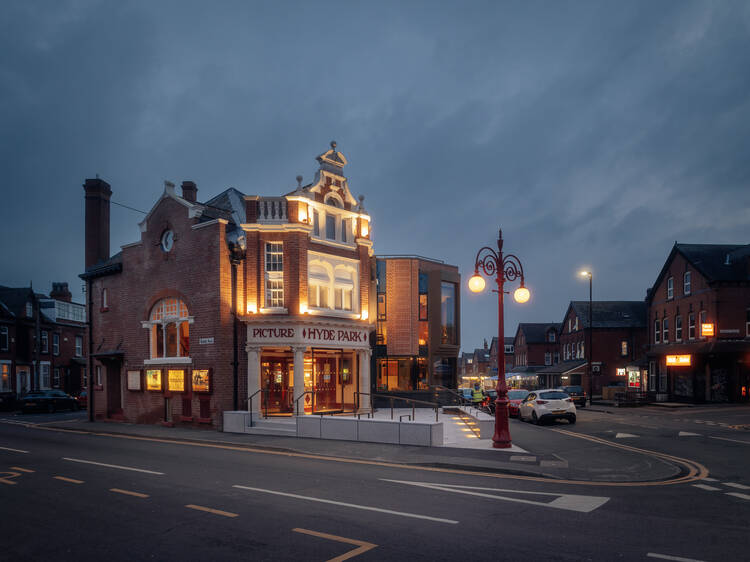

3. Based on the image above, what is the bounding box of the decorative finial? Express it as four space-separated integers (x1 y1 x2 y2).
358 195 364 202
330 140 337 150
95 173 99 179
296 175 303 188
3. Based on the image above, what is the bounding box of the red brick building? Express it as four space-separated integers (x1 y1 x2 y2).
508 323 559 388
373 256 460 399
81 143 375 426
0 283 87 404
489 336 515 376
550 301 647 394
646 243 750 403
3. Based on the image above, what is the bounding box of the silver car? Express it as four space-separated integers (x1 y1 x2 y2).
518 389 576 425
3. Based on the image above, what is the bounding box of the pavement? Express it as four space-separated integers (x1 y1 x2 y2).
7 409 688 484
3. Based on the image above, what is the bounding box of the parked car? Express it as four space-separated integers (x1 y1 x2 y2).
20 390 79 413
518 389 576 425
74 389 88 409
560 385 586 407
507 389 530 417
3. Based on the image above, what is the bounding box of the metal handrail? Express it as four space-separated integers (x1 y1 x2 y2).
430 385 472 407
294 390 314 416
246 388 270 422
356 391 440 422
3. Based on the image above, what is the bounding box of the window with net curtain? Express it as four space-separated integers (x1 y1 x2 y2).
149 298 190 359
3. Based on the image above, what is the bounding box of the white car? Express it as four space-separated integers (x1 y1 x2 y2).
518 389 576 425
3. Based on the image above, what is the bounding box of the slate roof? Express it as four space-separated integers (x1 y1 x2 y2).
0 286 36 317
473 348 490 361
536 360 586 375
517 323 560 344
202 187 247 224
80 252 123 280
569 301 647 329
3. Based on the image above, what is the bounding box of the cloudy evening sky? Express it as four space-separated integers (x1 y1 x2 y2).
2 0 749 352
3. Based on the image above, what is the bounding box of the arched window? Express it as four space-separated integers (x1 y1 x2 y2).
146 298 191 359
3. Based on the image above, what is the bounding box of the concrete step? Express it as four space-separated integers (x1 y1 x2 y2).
250 418 297 432
244 426 297 436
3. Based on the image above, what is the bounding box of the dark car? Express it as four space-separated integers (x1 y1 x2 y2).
20 390 79 413
560 385 586 407
74 389 88 409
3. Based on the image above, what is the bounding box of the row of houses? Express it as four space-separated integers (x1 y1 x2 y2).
462 243 750 403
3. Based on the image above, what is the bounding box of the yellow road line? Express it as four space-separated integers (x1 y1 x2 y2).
185 504 238 518
293 528 377 562
10 466 34 473
54 476 84 484
32 424 707 487
0 470 21 485
110 488 149 498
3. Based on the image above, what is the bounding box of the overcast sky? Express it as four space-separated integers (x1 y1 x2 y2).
2 1 749 352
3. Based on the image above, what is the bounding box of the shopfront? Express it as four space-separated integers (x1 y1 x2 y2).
245 319 372 416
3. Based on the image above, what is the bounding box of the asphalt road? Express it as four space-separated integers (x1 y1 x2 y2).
0 407 748 562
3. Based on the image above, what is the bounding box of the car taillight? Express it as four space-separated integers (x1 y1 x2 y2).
536 400 547 404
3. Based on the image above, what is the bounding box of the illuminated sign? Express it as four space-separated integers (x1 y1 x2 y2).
616 368 626 376
167 370 185 392
701 323 714 337
146 369 162 391
192 369 210 393
666 355 691 366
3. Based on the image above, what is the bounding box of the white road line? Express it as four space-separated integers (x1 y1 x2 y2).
678 432 701 437
232 485 458 524
382 480 610 514
62 457 164 475
709 436 750 445
702 477 718 482
726 492 750 501
723 482 750 490
647 553 707 562
615 433 638 438
0 446 29 453
692 484 720 491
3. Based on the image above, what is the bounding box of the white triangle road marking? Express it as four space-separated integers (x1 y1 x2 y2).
381 479 610 513
678 431 701 437
615 432 638 438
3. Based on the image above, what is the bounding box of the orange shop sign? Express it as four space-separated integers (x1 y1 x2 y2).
701 323 715 337
666 355 691 366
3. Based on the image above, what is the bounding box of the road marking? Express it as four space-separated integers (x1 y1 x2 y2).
233 485 458 524
292 528 377 562
10 466 34 473
678 432 701 437
692 484 720 491
0 446 29 453
62 457 164 475
185 504 238 518
0 470 21 485
702 477 718 482
726 492 750 501
615 433 638 438
647 553 706 562
723 482 750 490
54 476 84 484
110 488 150 498
709 436 750 445
382 480 610 513
510 456 536 462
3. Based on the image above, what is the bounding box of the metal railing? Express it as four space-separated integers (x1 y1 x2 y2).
246 388 269 423
356 391 440 422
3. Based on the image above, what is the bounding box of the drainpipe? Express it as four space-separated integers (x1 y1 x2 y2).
86 279 94 422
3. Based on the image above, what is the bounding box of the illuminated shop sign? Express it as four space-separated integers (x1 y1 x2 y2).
167 370 185 392
616 368 626 376
247 323 370 348
146 369 162 391
666 355 691 366
701 323 714 337
192 369 210 393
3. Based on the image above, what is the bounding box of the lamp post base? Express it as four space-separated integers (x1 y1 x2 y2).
492 397 512 448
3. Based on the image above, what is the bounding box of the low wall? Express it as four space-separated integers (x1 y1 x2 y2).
298 416 443 447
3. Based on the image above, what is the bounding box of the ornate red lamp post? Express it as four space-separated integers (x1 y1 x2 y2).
468 228 529 449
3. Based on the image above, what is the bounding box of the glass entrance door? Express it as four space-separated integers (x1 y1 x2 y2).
313 350 341 413
261 356 293 414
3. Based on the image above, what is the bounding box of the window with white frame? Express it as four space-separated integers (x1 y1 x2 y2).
574 317 579 330
341 218 350 243
580 342 584 359
53 333 59 356
654 318 661 344
307 252 359 315
659 361 667 392
41 331 49 353
313 210 320 236
667 277 673 300
576 341 582 359
26 302 33 317
683 271 691 295
553 351 560 364
688 312 695 340
102 288 108 309
53 368 60 387
648 361 656 391
547 331 555 342
0 326 8 351
325 214 336 240
146 298 191 359
675 315 682 341
544 352 551 366
75 335 83 357
96 365 102 386
40 363 51 389
699 310 706 335
663 317 669 343
265 242 284 309
621 340 628 356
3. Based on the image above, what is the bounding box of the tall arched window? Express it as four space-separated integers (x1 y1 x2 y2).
146 298 191 359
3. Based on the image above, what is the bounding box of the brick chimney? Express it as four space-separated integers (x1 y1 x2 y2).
50 282 72 302
84 177 112 269
181 180 197 203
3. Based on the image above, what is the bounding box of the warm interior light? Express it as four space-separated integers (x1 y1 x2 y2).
360 309 369 321
701 323 714 337
299 303 308 314
246 303 257 314
514 286 530 303
298 205 308 223
361 220 369 237
468 274 486 293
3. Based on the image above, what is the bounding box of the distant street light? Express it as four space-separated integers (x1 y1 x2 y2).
580 271 593 406
469 228 529 448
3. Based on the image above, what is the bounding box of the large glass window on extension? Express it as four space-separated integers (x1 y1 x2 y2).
440 282 456 345
418 271 428 347
146 298 191 360
265 242 284 309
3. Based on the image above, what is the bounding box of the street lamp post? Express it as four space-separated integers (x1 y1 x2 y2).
580 271 593 406
469 229 529 449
